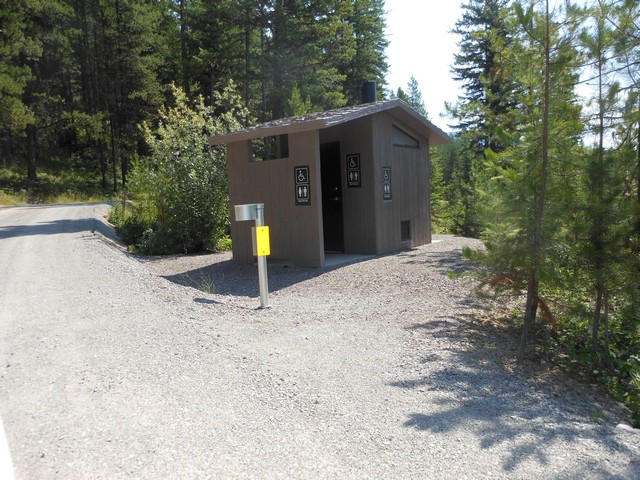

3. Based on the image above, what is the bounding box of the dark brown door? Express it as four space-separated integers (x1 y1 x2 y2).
320 142 344 252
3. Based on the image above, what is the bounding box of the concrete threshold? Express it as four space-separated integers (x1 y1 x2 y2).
324 253 373 268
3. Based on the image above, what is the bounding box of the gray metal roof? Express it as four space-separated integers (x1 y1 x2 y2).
209 99 451 146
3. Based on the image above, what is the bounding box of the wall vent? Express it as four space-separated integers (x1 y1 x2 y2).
401 220 411 244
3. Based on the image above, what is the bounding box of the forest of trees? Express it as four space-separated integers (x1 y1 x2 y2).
1 0 639 422
432 0 640 424
0 0 388 190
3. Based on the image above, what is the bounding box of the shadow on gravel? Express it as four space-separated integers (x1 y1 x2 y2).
162 260 347 297
165 245 481 299
392 315 639 477
0 217 115 241
397 247 476 276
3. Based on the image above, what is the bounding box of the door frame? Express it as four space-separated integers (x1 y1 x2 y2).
320 142 345 252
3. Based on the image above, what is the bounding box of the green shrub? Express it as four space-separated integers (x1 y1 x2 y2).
123 83 247 254
620 355 640 427
216 235 233 251
117 217 153 249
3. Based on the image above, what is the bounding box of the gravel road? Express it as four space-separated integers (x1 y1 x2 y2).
1 202 639 479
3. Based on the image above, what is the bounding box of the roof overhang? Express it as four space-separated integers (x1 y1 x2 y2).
209 99 450 146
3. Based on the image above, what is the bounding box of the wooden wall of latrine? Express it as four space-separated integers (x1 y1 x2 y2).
226 111 431 267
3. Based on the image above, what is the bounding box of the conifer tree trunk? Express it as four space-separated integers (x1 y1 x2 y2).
98 140 107 190
603 293 610 363
110 119 117 193
26 124 38 182
520 273 540 361
271 0 286 120
637 96 640 237
591 36 605 353
178 0 190 96
592 286 604 353
591 20 607 356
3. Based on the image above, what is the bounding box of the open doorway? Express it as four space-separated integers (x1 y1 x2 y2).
320 142 344 252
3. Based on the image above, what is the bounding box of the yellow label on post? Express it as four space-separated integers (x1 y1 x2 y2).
254 226 270 256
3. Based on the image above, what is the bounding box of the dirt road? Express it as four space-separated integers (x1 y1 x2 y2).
1 203 639 479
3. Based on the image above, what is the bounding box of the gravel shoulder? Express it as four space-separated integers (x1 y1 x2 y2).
1 203 639 479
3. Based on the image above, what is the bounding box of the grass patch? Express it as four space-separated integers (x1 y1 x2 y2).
0 165 109 206
0 189 28 206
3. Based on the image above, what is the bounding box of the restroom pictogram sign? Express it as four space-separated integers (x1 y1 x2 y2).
294 166 310 205
346 154 361 188
382 166 391 200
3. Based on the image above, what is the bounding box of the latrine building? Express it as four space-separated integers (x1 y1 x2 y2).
209 98 450 268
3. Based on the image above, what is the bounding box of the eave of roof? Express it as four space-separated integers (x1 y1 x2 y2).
209 99 451 146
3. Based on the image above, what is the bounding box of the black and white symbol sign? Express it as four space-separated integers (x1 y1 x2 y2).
296 168 308 184
382 166 392 200
346 154 361 188
297 185 309 198
294 166 311 205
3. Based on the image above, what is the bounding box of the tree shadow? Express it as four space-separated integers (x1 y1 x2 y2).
0 211 120 245
397 247 476 276
162 260 350 298
391 313 639 476
194 297 223 305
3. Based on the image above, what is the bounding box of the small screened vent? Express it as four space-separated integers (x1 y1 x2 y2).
401 220 411 243
392 126 419 148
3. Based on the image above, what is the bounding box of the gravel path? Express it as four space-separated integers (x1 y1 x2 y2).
1 202 639 479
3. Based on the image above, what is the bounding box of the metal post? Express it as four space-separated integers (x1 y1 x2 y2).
234 203 270 309
255 204 270 308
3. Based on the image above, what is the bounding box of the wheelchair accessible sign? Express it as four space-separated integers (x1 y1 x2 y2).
295 166 311 205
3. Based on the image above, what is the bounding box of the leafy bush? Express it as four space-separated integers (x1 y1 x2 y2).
215 235 233 251
121 83 246 254
118 217 153 249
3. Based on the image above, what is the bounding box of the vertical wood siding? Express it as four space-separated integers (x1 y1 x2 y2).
226 111 432 268
372 113 431 254
228 130 323 267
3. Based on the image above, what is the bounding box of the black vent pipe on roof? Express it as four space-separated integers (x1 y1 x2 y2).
361 81 377 103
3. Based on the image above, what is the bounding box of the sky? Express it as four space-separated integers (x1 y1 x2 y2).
384 0 464 127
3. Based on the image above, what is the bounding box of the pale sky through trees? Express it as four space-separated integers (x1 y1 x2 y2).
385 0 463 125
384 0 584 129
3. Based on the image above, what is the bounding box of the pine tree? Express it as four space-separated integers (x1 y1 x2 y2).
606 0 640 376
91 0 169 189
449 0 515 155
0 1 34 139
444 0 516 236
285 83 313 116
166 0 194 96
405 75 428 119
430 137 477 235
467 0 582 362
574 0 622 359
189 0 244 104
18 0 74 181
1 0 391 186
610 0 640 238
341 0 388 105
